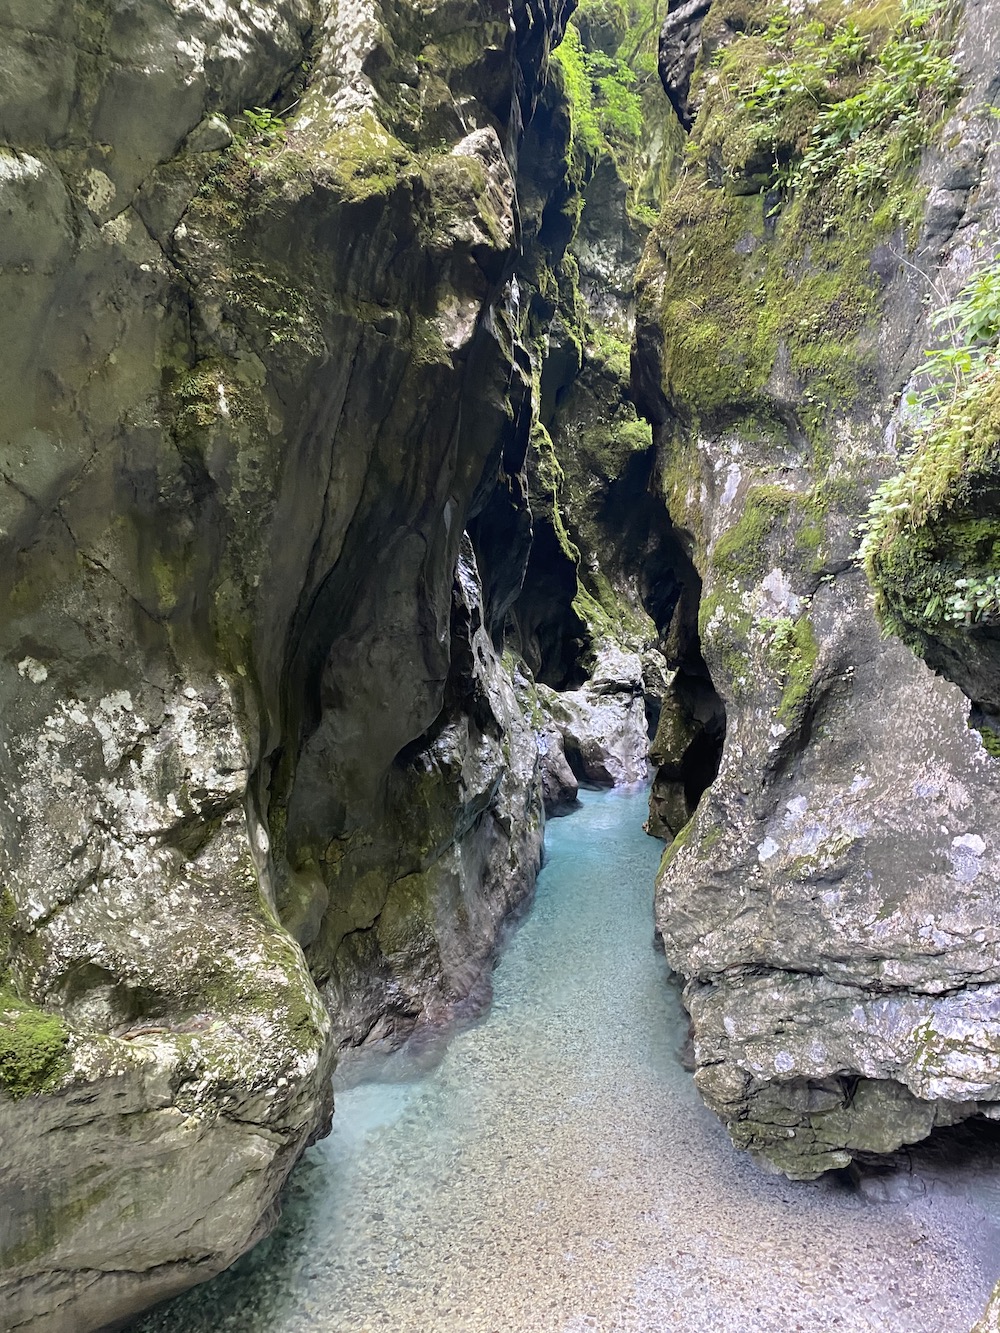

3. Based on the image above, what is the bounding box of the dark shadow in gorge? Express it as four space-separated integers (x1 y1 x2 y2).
497 333 727 825
840 1115 1000 1217
501 428 726 833
628 312 728 839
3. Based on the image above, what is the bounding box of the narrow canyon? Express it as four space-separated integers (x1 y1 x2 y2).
2 0 1000 1329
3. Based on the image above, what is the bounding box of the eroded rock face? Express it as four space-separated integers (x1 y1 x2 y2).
539 643 651 787
659 0 712 129
317 539 545 1048
671 593 1000 1175
0 0 572 1327
637 0 1000 1179
862 19 1000 724
537 720 581 816
646 667 723 839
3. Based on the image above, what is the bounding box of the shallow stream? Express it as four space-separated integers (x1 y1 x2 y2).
136 787 1000 1332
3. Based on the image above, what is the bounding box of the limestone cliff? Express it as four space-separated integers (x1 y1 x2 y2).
0 0 700 1326
507 0 725 835
0 1 580 1327
637 0 1000 1180
9 0 1000 1324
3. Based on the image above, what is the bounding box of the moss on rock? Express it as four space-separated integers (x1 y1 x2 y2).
711 483 792 582
0 992 69 1100
864 364 1000 656
645 0 959 432
771 612 819 724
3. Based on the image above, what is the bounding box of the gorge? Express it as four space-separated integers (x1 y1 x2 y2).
2 0 1000 1328
131 788 1000 1333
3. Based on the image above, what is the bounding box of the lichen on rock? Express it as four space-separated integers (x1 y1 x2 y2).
634 0 1000 1181
0 0 582 1326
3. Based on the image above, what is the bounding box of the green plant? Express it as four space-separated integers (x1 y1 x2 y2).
764 614 797 656
861 258 1000 637
713 0 958 198
771 614 819 723
941 573 1000 623
862 262 1000 550
233 106 291 167
935 263 1000 342
553 25 604 156
752 612 819 722
241 107 287 141
790 5 958 193
585 48 645 143
553 1 668 215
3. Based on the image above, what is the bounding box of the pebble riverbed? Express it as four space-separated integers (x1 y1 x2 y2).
133 786 1000 1333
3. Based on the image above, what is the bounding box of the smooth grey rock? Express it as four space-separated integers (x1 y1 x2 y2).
537 721 580 815
185 114 235 153
539 643 651 787
319 537 545 1049
0 0 573 1327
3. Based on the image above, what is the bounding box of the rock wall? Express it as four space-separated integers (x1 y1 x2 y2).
0 0 582 1327
637 0 1000 1179
0 0 709 1324
505 0 723 830
14 0 997 1324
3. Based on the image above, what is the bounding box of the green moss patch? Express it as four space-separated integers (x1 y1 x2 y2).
650 175 895 428
648 0 959 430
769 614 819 724
712 484 792 582
700 481 829 700
0 992 69 1099
862 259 1000 654
696 0 957 197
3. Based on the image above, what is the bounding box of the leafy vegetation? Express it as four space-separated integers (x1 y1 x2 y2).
554 0 678 219
241 107 287 143
553 25 605 157
648 0 961 429
861 258 1000 639
587 46 645 143
942 573 1000 623
718 0 959 197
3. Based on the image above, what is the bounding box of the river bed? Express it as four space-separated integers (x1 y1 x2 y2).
134 786 1000 1332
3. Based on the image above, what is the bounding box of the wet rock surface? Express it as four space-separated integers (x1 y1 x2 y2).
129 791 1000 1333
636 0 1000 1184
0 0 578 1326
318 538 545 1050
659 0 713 129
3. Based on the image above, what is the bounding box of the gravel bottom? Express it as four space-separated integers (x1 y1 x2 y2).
134 787 1000 1333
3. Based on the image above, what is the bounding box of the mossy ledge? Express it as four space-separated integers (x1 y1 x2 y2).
0 991 69 1100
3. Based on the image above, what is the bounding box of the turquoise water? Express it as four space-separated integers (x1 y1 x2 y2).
135 787 1000 1332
